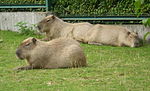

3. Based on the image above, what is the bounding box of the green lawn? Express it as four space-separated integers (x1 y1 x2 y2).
0 30 150 91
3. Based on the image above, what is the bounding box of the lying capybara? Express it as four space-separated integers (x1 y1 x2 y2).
83 24 140 47
37 15 140 47
15 37 86 70
37 15 93 41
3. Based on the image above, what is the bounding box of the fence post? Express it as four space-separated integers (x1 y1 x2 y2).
46 0 52 12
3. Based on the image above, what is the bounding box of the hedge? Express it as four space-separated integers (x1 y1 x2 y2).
0 0 45 4
0 0 149 16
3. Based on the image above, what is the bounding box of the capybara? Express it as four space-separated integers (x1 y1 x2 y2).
37 15 140 47
83 24 140 47
37 15 93 42
15 37 86 70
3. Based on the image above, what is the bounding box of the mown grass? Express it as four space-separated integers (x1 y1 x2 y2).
0 30 150 91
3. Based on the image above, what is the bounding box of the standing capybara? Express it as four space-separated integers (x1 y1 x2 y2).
37 15 93 42
15 37 86 70
83 24 140 47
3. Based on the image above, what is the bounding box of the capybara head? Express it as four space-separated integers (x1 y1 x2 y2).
126 32 140 47
16 37 37 60
37 15 55 32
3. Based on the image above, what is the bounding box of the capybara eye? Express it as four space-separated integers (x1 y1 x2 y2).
46 19 50 22
25 43 31 46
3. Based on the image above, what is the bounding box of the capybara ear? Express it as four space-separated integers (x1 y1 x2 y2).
32 38 37 44
127 31 131 35
52 15 55 19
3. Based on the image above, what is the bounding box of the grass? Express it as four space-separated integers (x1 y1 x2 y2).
0 30 150 91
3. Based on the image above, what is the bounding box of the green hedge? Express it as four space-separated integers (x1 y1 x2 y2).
0 0 45 4
53 0 150 16
0 0 149 16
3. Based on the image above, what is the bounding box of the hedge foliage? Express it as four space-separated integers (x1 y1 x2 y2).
0 0 45 4
52 0 150 16
0 0 149 16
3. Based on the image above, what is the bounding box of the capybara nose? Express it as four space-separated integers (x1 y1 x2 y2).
134 42 140 47
37 25 41 30
16 49 21 56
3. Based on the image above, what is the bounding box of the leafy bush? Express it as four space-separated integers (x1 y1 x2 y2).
0 0 45 4
0 0 45 12
52 0 150 16
142 18 150 27
15 22 37 36
143 32 150 44
0 0 149 16
134 0 150 27
142 18 150 44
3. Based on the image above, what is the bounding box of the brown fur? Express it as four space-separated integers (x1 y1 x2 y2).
37 15 140 47
37 15 93 42
15 37 86 70
83 24 140 47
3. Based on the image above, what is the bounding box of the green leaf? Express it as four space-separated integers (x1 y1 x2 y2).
134 0 144 15
142 18 150 27
143 32 150 44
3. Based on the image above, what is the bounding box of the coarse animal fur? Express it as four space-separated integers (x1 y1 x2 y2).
83 24 140 47
15 37 86 70
37 15 140 47
37 15 93 42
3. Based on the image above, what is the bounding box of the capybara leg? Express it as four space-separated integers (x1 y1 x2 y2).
88 42 103 45
14 65 33 70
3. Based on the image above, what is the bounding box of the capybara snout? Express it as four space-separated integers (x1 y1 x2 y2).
133 39 140 47
37 25 41 30
16 49 21 58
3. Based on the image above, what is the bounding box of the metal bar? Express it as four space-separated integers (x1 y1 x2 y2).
46 0 52 11
0 5 46 8
61 17 149 21
45 0 49 11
